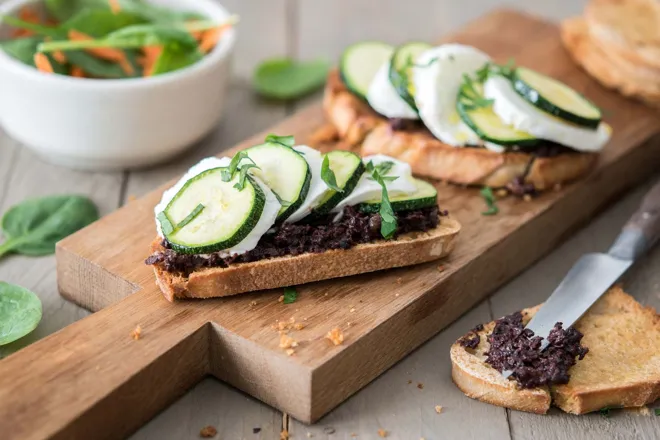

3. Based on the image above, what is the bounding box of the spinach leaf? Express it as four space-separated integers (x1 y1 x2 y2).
321 155 342 192
0 36 43 66
480 187 499 216
0 195 99 259
0 282 42 346
63 8 144 37
65 49 131 78
283 287 297 304
150 45 202 76
254 58 330 100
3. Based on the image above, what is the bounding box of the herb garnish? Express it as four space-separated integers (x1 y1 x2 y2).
365 161 398 239
254 58 329 100
233 164 260 191
474 58 516 83
0 281 42 346
321 155 342 192
221 151 260 184
655 408 660 416
283 287 297 304
0 195 99 260
177 204 205 229
480 187 499 216
265 134 295 148
599 406 621 418
157 211 175 236
460 74 494 110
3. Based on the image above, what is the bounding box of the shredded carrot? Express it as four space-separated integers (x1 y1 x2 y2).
68 29 134 75
109 0 121 14
140 46 163 76
34 53 54 73
184 21 205 41
52 50 67 64
70 65 85 78
11 6 41 37
198 24 231 54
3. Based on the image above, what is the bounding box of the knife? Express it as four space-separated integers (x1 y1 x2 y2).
503 179 660 379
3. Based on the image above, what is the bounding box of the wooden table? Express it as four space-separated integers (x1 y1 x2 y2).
1 0 658 438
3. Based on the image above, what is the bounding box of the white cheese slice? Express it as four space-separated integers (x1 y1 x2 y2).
367 62 419 119
285 145 328 223
331 154 417 214
484 75 612 152
413 44 491 147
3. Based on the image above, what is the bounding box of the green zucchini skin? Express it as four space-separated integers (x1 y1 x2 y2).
311 159 365 217
165 174 266 255
512 68 601 129
388 42 432 112
277 167 311 222
340 41 394 100
358 178 438 213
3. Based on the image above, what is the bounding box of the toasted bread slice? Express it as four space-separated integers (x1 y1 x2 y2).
321 70 598 190
451 286 660 414
562 17 660 106
151 215 460 301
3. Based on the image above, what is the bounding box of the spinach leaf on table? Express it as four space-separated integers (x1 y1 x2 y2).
0 282 42 346
254 58 330 100
0 195 99 259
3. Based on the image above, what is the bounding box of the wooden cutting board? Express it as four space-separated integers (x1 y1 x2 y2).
1 9 660 440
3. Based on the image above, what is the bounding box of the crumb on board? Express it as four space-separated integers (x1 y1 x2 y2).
437 265 445 273
378 429 388 438
280 429 289 439
396 277 403 284
496 188 508 198
395 293 399 297
417 382 424 390
278 295 285 303
350 308 356 313
523 194 533 202
326 327 344 346
347 322 352 327
199 425 217 438
407 379 413 385
280 334 296 349
131 325 142 340
249 300 257 307
435 405 443 414
286 348 295 356
294 323 305 330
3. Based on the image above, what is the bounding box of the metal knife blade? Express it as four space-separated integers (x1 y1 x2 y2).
502 180 660 379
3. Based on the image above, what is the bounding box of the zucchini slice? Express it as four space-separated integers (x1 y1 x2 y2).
312 150 365 216
389 42 432 112
340 41 394 99
358 178 437 213
246 142 311 222
161 168 265 255
513 67 602 129
457 82 538 147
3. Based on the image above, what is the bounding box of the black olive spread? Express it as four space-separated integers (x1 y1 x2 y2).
146 206 444 275
481 311 589 389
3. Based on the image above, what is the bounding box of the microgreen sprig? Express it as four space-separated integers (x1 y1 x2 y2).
365 161 398 239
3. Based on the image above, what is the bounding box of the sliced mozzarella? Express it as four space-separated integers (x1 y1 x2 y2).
484 75 612 152
331 154 417 214
285 145 328 223
412 44 491 147
367 62 419 119
155 156 281 257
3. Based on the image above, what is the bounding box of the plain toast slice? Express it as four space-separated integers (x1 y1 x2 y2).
152 215 460 301
451 286 660 414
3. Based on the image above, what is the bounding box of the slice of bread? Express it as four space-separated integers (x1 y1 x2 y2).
151 215 460 301
451 286 660 414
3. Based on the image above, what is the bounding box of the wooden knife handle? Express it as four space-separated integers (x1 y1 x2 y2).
609 179 660 261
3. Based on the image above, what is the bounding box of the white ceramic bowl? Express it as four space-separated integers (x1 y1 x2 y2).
0 0 236 170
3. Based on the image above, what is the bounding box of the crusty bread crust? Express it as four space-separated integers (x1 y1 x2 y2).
151 216 460 301
451 287 660 415
322 70 598 190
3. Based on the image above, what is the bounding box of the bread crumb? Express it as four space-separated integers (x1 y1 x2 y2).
304 317 308 321
395 293 399 297
279 334 296 349
278 295 284 302
396 277 403 284
286 348 295 356
280 429 289 439
378 429 388 438
495 189 508 198
417 382 424 389
249 300 257 306
435 405 443 414
326 327 344 345
199 425 217 438
523 194 532 202
350 307 356 313
294 323 305 330
437 265 445 273
347 322 352 327
407 379 413 385
131 325 141 340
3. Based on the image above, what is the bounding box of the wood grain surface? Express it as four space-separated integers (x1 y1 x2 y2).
0 1 659 439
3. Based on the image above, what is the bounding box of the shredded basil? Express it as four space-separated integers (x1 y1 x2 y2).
460 74 494 110
264 134 295 148
283 287 297 304
176 204 204 229
233 164 259 191
222 151 260 185
366 161 398 239
320 155 342 192
480 187 499 216
655 408 660 416
157 211 175 235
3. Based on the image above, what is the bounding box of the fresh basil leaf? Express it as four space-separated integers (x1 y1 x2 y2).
365 160 375 173
370 168 397 239
380 176 398 182
0 36 43 66
254 58 330 100
599 407 611 418
176 204 204 229
283 287 297 304
223 151 258 182
0 195 99 259
320 155 342 192
264 134 295 148
157 211 175 235
480 187 499 216
0 282 42 346
151 45 202 76
475 62 492 83
655 408 660 416
375 161 394 176
233 164 259 191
